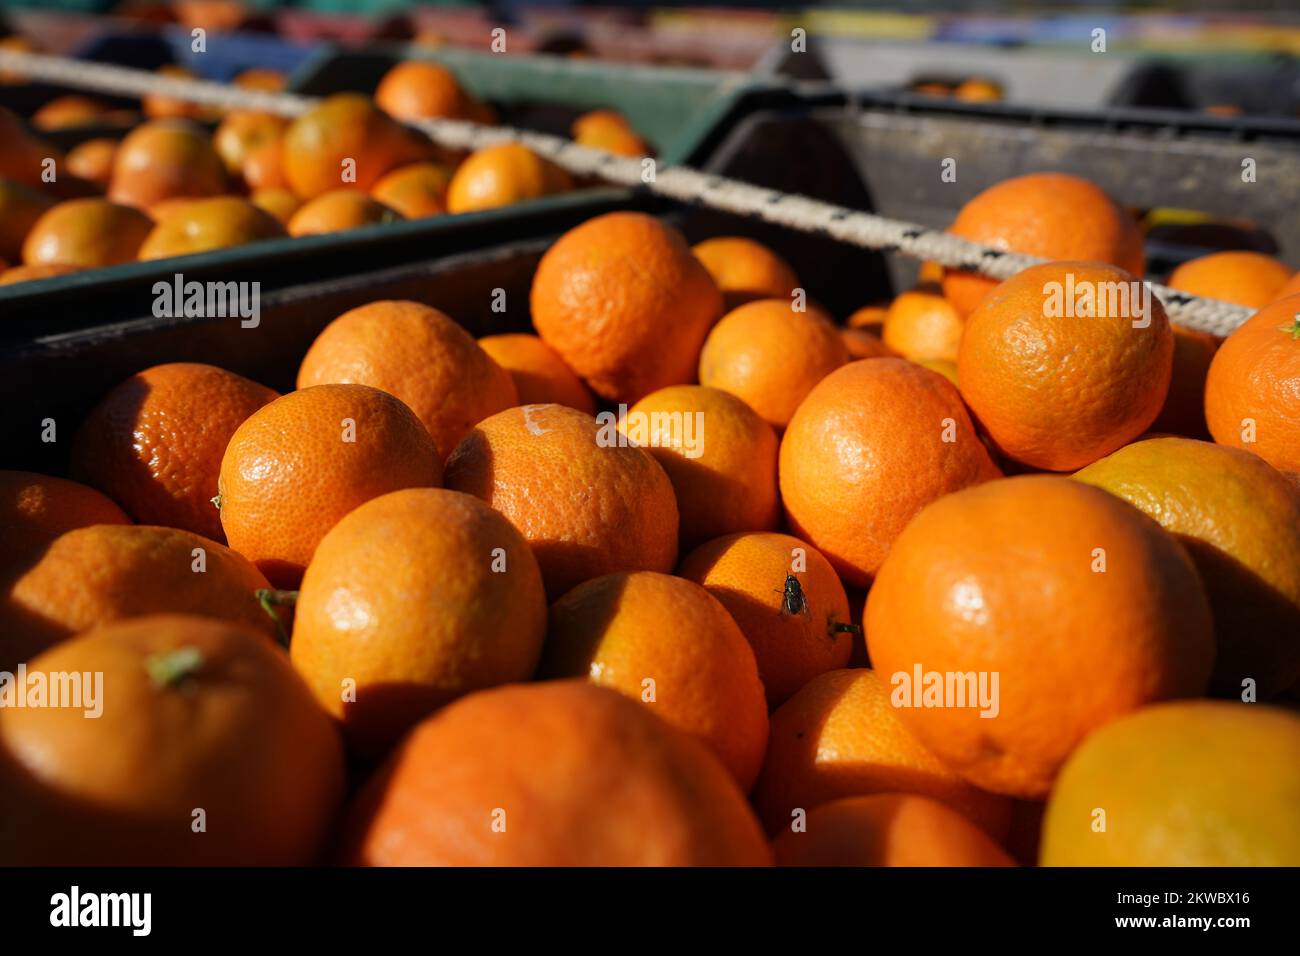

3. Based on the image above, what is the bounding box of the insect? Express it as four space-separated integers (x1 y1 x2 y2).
777 574 812 620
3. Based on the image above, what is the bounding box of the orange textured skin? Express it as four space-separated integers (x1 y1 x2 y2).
942 173 1145 317
445 143 572 214
1204 294 1300 473
444 403 678 598
530 212 723 403
1151 324 1220 437
298 301 518 459
0 615 344 865
624 385 779 548
218 384 441 587
779 358 1000 586
291 488 547 757
957 261 1174 471
752 669 1013 839
841 328 893 359
865 475 1215 798
540 571 769 791
1077 436 1300 696
691 237 800 312
21 199 153 268
374 60 473 122
882 286 964 362
107 119 227 209
70 363 278 541
678 531 853 708
699 299 848 429
339 681 773 866
369 162 451 219
1 524 274 670
287 190 399 237
63 138 118 189
0 471 129 576
1167 251 1293 309
240 139 289 192
281 94 434 200
774 794 1016 867
212 110 287 176
478 333 596 414
137 196 285 260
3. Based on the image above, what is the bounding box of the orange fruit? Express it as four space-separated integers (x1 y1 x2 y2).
866 474 1215 798
291 488 546 756
774 794 1015 867
63 137 118 188
31 95 108 130
691 237 799 312
369 161 451 219
232 67 286 92
212 109 287 176
918 357 960 386
846 303 888 329
137 195 284 259
779 358 1000 586
71 362 278 542
218 383 441 587
1150 323 1219 437
1204 294 1300 473
146 197 198 222
1075 436 1300 697
621 385 779 548
477 332 595 414
338 681 772 866
0 471 129 576
0 107 63 190
298 300 517 458
0 177 55 262
374 60 474 122
571 109 650 156
1166 250 1293 308
1042 701 1300 865
882 285 964 362
540 570 768 790
21 198 154 267
0 263 79 286
141 65 220 122
0 614 344 865
958 261 1174 470
678 531 854 707
287 189 399 237
0 524 275 670
282 93 434 200
531 212 723 403
841 327 892 359
942 172 1145 317
699 299 848 430
444 403 678 597
107 119 226 209
953 79 1003 102
249 187 301 225
240 138 289 192
753 669 1014 838
445 143 572 214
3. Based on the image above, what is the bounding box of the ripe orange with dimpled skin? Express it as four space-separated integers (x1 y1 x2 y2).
213 110 287 176
779 357 1000 587
774 794 1016 867
530 212 723 403
699 299 847 430
338 681 772 866
291 488 546 757
865 474 1215 799
107 119 227 210
541 570 768 791
623 385 779 549
375 60 475 122
957 261 1173 471
678 531 853 707
298 300 517 459
1167 250 1293 309
71 362 278 542
218 383 441 588
477 333 595 414
137 196 285 259
0 524 274 671
1204 294 1300 474
0 614 344 866
691 237 800 312
445 143 572 214
21 199 154 268
942 172 1145 317
882 285 964 362
753 669 1014 839
0 471 129 577
444 403 678 598
287 189 399 237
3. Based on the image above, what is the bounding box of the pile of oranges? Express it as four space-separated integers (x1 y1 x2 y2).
2 169 1300 868
0 58 651 286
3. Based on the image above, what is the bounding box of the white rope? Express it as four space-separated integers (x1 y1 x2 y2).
0 48 1255 337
